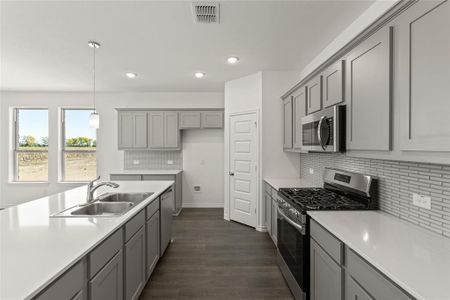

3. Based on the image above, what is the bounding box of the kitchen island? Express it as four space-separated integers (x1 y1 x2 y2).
0 180 173 300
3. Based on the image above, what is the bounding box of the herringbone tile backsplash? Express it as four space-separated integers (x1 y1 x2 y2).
300 153 450 238
124 151 182 170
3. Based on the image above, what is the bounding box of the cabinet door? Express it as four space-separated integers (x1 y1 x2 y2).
399 0 450 151
164 112 180 149
322 60 345 108
271 199 277 244
160 188 174 255
146 212 160 280
148 112 164 149
283 97 293 149
201 111 224 128
125 226 146 300
293 87 307 149
118 112 133 149
133 112 148 148
265 192 272 235
310 240 343 300
345 275 373 300
90 250 123 300
37 260 87 300
346 26 392 151
307 76 323 114
179 111 201 129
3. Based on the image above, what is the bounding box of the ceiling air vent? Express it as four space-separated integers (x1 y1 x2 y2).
192 2 220 24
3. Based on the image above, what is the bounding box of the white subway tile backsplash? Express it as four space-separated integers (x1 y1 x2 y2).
124 151 182 170
300 153 450 238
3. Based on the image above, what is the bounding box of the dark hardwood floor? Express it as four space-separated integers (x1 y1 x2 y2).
139 208 294 300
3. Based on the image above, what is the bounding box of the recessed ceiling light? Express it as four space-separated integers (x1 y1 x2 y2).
125 72 137 79
227 56 239 64
194 72 205 79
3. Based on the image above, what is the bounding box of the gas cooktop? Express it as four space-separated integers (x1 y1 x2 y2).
278 187 368 212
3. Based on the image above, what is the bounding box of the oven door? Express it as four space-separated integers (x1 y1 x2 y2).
277 207 308 297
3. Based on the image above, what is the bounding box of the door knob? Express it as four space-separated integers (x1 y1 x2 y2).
229 172 235 176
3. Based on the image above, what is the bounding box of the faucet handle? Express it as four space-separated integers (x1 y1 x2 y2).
88 176 101 187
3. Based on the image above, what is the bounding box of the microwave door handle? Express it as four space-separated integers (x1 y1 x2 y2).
317 116 326 150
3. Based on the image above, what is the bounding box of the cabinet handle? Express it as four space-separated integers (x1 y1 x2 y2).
229 172 235 176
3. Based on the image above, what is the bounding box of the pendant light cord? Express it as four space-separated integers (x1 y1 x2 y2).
93 44 96 113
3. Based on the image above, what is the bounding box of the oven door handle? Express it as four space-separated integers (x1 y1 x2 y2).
277 207 305 234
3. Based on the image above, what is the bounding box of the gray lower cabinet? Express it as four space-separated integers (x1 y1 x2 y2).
146 211 160 280
160 187 174 255
307 76 322 114
398 0 450 152
346 26 392 151
271 197 277 244
310 220 412 300
125 226 146 300
322 60 345 108
90 250 123 300
265 191 272 236
310 239 343 300
36 259 87 300
283 97 293 149
118 111 148 150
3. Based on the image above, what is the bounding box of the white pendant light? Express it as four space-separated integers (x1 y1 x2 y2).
88 41 100 129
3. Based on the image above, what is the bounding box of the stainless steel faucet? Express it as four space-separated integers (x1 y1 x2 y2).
85 176 120 205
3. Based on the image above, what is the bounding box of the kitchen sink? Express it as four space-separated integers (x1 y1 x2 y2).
96 192 153 205
50 192 153 218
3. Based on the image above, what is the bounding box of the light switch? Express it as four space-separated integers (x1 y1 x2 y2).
167 160 174 165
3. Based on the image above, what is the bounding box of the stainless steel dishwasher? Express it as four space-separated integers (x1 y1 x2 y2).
160 186 174 255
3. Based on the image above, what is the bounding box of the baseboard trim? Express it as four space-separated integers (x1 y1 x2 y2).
182 203 224 208
256 225 268 232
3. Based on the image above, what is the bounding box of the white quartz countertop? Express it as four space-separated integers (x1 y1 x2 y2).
307 211 450 300
110 169 183 175
0 180 174 300
264 177 317 190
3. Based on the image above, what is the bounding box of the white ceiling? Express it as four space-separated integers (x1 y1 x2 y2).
0 1 373 92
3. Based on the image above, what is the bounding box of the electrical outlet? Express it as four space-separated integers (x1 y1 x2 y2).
167 160 173 165
132 160 139 165
309 168 314 175
412 193 431 210
194 185 201 192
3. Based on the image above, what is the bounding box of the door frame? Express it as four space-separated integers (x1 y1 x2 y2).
224 109 261 230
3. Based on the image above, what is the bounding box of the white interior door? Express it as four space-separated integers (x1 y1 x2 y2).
229 112 258 228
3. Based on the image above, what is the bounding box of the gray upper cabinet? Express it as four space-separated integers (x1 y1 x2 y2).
201 111 224 128
307 76 322 114
164 112 180 149
346 26 392 151
398 0 450 152
283 97 293 149
179 111 201 129
148 112 180 150
125 226 146 300
322 60 345 108
118 111 148 150
90 250 123 300
310 239 343 300
293 87 307 150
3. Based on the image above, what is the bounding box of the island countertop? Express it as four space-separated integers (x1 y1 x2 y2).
0 180 174 300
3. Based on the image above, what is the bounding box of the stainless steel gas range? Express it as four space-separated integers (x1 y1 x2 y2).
276 168 377 300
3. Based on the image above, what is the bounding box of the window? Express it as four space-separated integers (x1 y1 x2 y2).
14 109 49 182
62 109 97 182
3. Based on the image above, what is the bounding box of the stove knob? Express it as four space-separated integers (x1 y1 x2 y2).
289 208 299 217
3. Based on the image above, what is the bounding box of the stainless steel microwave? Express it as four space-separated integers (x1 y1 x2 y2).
301 105 345 152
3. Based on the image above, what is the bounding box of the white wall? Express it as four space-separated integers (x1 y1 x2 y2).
182 129 224 208
0 91 224 207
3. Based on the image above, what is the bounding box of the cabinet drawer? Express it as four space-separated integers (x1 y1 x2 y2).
110 174 142 181
346 249 411 300
146 199 159 220
125 210 145 242
89 229 123 278
142 174 175 181
37 259 86 300
310 219 343 264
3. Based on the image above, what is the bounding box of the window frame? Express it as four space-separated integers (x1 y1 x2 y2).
60 108 97 182
13 108 49 182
